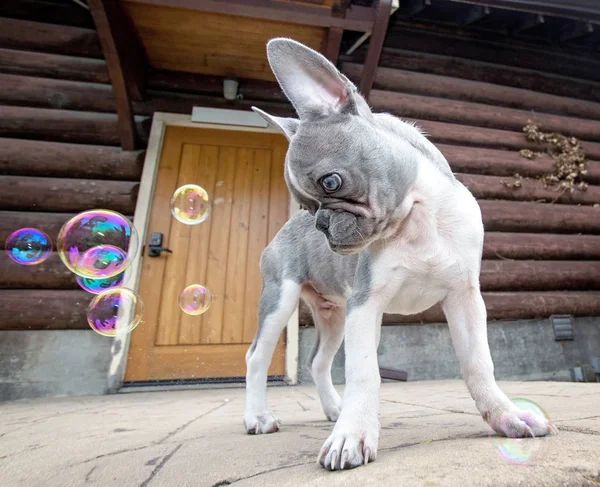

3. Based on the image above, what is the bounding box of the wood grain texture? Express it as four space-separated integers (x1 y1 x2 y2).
0 17 102 58
0 290 92 330
123 2 324 81
0 73 115 112
456 173 600 206
0 105 120 145
344 63 600 121
0 253 77 290
480 200 600 233
0 138 144 180
0 211 74 248
348 48 600 103
0 175 138 214
483 232 600 260
0 47 109 83
371 90 600 142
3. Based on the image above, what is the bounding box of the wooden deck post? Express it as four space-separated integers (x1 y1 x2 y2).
360 0 393 101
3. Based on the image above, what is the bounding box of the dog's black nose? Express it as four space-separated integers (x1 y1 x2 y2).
315 213 329 233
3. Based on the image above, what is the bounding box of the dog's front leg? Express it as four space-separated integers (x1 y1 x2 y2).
443 287 555 438
318 279 384 470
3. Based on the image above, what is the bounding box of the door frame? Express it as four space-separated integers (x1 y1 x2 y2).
106 111 300 391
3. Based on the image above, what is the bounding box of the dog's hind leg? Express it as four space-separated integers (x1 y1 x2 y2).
244 277 301 434
303 287 345 422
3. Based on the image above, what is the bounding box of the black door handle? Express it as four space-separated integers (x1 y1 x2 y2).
147 232 173 257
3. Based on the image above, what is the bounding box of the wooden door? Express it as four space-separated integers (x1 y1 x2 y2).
125 126 289 381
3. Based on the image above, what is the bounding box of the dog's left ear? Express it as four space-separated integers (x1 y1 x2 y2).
251 107 299 141
266 37 358 120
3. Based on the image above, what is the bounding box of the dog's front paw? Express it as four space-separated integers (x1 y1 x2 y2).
244 411 280 435
488 407 556 438
318 418 379 470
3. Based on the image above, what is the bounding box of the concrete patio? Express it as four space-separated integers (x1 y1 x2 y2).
0 380 598 487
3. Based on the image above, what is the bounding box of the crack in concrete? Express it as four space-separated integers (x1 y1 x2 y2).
297 401 310 412
157 400 229 444
382 399 479 416
554 415 600 423
557 425 600 436
85 466 97 483
139 443 182 487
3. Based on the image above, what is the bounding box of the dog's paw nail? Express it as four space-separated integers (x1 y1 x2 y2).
364 447 371 465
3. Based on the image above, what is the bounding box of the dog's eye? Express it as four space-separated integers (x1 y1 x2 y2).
320 173 342 193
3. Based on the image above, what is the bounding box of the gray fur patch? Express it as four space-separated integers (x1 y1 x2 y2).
346 251 372 315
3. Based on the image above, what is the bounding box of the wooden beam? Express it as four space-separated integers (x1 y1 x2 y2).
438 145 600 185
360 0 393 100
88 0 140 150
0 138 144 181
126 0 376 31
0 253 78 290
323 27 344 65
456 173 600 206
343 63 600 121
370 90 600 142
483 232 600 260
511 13 544 35
0 290 92 330
479 200 600 234
461 5 490 25
560 21 594 43
0 105 120 145
0 47 109 84
0 175 138 214
351 48 600 104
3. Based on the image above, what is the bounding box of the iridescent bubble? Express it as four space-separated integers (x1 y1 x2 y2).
57 210 138 278
493 398 550 465
5 228 52 265
170 184 211 225
76 272 125 295
179 284 212 315
87 288 143 337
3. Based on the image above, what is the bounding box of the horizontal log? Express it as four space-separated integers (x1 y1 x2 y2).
371 90 600 142
0 0 95 28
0 138 144 180
0 17 102 58
0 252 77 290
457 173 600 206
345 48 600 104
0 290 92 330
440 145 600 185
0 105 120 145
483 232 600 260
480 261 600 291
480 200 600 234
0 73 115 112
133 90 294 118
0 47 109 83
147 69 286 102
0 211 74 248
412 119 600 159
299 291 600 324
0 211 133 249
344 63 600 121
384 27 600 83
0 175 138 214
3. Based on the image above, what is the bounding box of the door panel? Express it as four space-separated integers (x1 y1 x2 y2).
125 126 289 381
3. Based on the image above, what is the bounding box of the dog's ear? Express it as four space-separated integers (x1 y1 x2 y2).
251 107 299 141
266 37 357 120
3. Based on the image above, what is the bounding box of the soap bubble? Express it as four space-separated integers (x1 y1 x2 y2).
493 398 550 465
5 228 52 265
76 272 125 295
170 184 211 225
57 210 138 278
87 288 143 337
179 284 212 315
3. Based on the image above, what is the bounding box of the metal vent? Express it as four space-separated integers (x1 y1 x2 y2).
550 314 574 341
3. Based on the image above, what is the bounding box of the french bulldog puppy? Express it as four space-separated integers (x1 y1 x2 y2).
244 38 554 471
